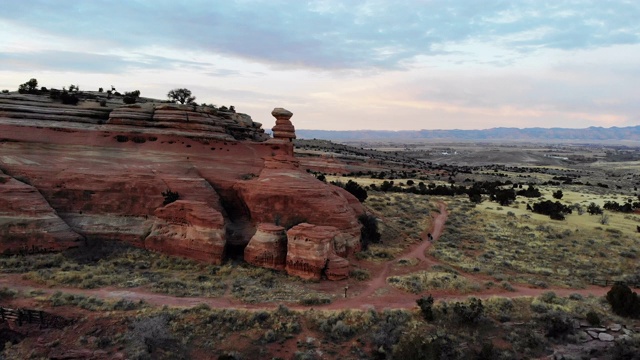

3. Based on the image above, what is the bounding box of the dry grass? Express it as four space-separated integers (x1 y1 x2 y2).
0 242 326 303
388 271 482 294
430 193 640 288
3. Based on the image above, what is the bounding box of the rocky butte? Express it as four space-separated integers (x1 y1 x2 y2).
0 93 363 280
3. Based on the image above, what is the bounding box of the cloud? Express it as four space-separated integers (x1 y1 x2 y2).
0 50 215 73
1 1 638 70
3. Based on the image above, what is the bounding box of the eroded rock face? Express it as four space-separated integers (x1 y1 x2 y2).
234 157 363 258
0 97 362 279
145 200 226 264
244 223 287 270
285 223 349 281
0 172 83 254
107 104 269 141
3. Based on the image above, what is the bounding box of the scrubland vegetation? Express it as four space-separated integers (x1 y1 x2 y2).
2 127 640 357
3 286 640 359
0 240 327 304
429 195 640 288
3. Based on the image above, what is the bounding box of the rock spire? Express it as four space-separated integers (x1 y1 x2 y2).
271 108 296 141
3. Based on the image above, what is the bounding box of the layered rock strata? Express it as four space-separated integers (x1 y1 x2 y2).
271 108 296 142
244 223 287 270
145 200 226 264
0 94 110 124
0 171 83 254
0 95 268 141
108 104 269 141
285 223 350 281
0 95 362 280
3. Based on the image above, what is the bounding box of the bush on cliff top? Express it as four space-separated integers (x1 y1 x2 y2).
18 78 39 94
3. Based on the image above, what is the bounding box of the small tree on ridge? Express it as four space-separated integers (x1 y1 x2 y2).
167 88 196 104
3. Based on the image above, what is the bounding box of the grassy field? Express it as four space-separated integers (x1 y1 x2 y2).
430 194 640 288
0 241 331 304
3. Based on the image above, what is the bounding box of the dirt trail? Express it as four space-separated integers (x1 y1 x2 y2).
0 200 611 311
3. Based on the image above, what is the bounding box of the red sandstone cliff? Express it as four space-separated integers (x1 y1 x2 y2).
244 223 287 270
0 93 362 280
0 171 83 253
285 223 349 281
145 200 226 264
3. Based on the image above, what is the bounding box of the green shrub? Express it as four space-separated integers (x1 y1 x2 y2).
122 96 136 104
416 295 434 321
60 90 79 105
541 311 574 339
611 334 640 359
392 332 460 360
349 268 370 281
18 78 38 94
452 298 484 324
299 294 332 306
586 311 601 326
606 282 640 318
161 190 180 205
539 291 558 304
0 287 17 299
359 214 381 250
345 180 368 202
125 314 183 358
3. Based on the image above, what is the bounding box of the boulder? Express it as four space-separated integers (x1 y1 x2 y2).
229 112 254 127
244 223 287 270
598 332 614 342
145 200 226 264
285 223 349 280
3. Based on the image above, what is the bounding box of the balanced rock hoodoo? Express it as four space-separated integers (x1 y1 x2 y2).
271 107 296 142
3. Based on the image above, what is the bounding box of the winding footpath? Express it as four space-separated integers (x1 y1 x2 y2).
0 200 609 312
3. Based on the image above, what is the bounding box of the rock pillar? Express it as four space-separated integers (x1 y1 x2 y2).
271 108 296 142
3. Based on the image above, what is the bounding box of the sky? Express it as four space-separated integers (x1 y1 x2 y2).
1 0 639 131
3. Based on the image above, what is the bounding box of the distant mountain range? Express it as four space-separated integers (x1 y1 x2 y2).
297 126 640 142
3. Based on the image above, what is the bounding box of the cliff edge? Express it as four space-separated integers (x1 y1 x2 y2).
0 93 363 279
